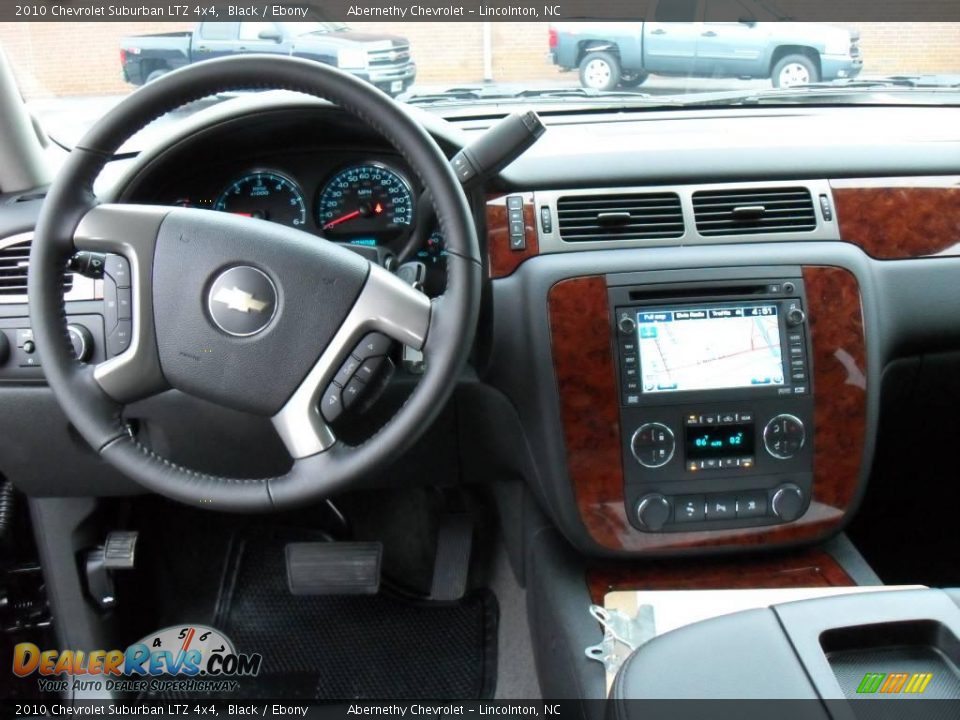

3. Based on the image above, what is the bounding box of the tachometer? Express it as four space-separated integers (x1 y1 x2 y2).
214 171 307 228
317 163 414 241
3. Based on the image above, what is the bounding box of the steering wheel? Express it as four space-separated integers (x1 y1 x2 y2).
28 56 481 511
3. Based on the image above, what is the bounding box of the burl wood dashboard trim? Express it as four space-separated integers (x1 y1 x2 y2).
486 193 538 279
831 178 960 259
547 267 867 552
587 549 854 603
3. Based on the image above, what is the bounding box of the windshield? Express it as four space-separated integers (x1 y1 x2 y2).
1 19 958 147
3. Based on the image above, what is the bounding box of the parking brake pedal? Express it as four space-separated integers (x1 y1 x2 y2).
285 542 382 596
84 531 138 610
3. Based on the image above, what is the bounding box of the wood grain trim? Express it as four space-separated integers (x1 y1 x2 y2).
587 549 854 604
487 193 539 278
831 182 960 259
547 267 867 553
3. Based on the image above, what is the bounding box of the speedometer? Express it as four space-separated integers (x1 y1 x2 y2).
317 163 415 242
214 171 307 228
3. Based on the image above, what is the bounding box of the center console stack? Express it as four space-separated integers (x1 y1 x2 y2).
609 268 814 533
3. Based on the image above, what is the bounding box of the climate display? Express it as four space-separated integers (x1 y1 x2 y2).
637 304 784 394
685 423 756 460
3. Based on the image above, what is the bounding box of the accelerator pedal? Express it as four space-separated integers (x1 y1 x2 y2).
430 514 474 602
285 542 382 596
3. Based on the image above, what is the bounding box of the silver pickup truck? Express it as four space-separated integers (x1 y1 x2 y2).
549 15 863 90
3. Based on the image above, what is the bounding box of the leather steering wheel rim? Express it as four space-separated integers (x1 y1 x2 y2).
28 55 481 511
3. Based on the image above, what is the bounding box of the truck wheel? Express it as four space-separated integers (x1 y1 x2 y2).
771 55 819 88
579 52 621 92
619 72 649 89
145 68 170 84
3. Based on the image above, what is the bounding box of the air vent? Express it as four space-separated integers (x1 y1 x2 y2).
0 236 73 297
692 187 816 236
557 192 684 242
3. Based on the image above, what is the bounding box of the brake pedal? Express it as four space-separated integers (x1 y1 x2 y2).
285 542 381 596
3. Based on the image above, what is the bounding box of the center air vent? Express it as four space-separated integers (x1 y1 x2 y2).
692 187 816 236
0 236 73 297
557 192 684 242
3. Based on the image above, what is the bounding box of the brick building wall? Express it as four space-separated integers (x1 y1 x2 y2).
0 21 958 99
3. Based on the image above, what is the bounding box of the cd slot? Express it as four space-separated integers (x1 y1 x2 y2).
628 283 771 302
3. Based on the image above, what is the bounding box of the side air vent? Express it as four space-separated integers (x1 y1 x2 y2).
557 192 684 242
0 236 73 297
692 187 817 236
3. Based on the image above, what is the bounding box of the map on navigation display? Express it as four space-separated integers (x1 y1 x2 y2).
637 305 784 393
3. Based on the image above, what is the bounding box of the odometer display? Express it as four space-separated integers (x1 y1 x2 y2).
214 171 307 228
318 163 414 241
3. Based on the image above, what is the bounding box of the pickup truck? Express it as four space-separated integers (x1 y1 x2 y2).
121 22 416 97
549 12 862 90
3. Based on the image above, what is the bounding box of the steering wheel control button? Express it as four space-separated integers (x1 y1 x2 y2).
771 484 805 522
356 356 384 382
675 495 705 523
341 378 366 410
636 494 671 531
353 332 392 361
320 384 343 423
764 414 806 459
736 491 768 519
207 266 278 337
107 320 132 357
104 254 131 288
630 422 675 468
334 356 362 387
705 495 736 521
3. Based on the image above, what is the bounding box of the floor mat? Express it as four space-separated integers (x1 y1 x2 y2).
212 528 498 700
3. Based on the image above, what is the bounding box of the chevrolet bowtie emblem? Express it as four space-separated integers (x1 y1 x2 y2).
212 286 270 313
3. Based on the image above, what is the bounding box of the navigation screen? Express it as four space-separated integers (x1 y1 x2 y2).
636 305 784 394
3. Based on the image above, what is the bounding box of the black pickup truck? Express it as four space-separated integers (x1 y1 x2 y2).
121 22 416 97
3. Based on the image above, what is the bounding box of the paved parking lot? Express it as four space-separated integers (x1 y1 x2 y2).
28 76 773 147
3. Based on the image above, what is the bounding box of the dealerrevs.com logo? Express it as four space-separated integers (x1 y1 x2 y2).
12 625 261 694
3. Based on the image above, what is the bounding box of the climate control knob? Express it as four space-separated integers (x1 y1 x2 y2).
771 484 805 522
631 422 675 468
636 494 671 531
763 414 805 459
67 324 93 363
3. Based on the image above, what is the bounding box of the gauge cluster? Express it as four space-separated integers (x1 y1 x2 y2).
161 154 446 292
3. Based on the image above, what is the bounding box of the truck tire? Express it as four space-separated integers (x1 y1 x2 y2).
771 54 820 88
619 72 649 89
145 68 171 84
579 51 621 92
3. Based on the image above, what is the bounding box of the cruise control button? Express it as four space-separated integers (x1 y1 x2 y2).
675 495 705 523
104 254 131 288
320 384 343 423
737 492 768 519
106 320 132 356
353 332 392 360
706 496 736 520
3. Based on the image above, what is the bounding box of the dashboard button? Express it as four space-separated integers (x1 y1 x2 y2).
705 495 736 520
737 492 768 519
675 495 705 523
764 414 805 459
630 422 675 468
104 254 131 288
117 288 132 320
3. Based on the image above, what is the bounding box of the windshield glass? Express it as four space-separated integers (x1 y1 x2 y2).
1 19 958 146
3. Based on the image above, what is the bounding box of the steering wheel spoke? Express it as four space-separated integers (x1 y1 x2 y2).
272 263 431 459
73 204 169 402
